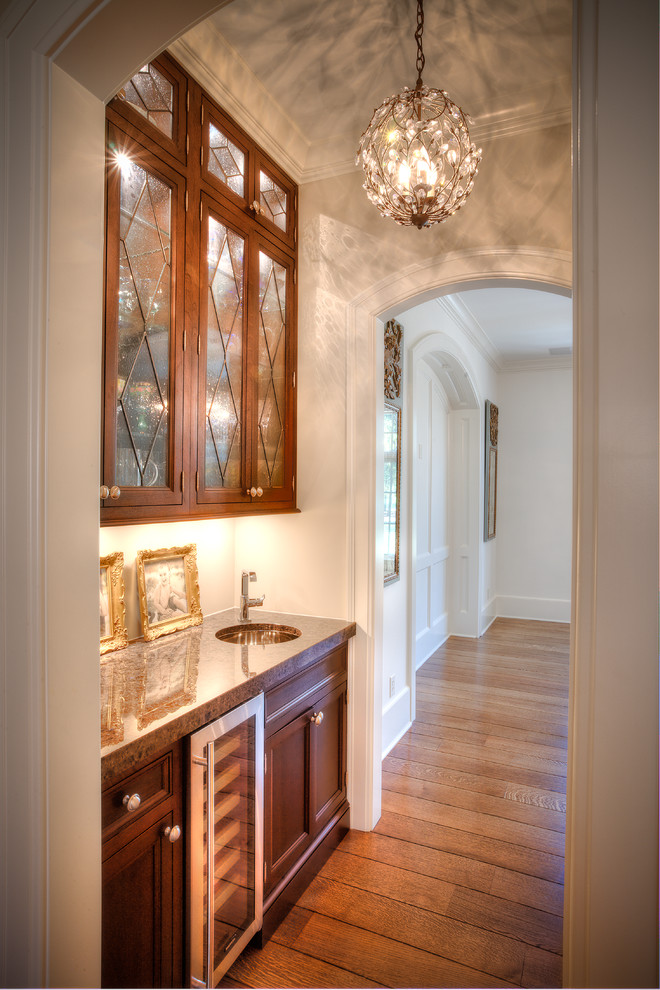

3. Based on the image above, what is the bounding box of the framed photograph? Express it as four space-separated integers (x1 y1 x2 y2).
137 543 203 641
100 552 128 654
484 400 498 541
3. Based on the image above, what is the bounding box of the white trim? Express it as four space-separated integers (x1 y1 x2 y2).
381 688 412 760
170 26 307 185
347 250 571 834
1 4 51 983
500 354 572 372
496 595 571 624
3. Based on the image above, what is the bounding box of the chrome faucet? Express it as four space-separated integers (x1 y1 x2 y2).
239 570 265 621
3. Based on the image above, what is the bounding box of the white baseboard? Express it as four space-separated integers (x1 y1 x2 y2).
495 595 571 623
382 686 412 758
479 596 497 636
415 613 449 669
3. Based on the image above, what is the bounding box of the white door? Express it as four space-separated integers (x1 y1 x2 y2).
414 361 450 667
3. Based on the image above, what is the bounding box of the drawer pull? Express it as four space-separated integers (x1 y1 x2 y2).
122 793 141 813
163 824 182 843
310 711 324 726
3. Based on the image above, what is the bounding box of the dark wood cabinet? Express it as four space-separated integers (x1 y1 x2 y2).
102 743 184 988
101 53 297 525
101 640 351 984
262 644 349 935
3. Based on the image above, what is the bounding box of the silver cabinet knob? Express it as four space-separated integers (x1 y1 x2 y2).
246 486 264 497
109 485 121 500
310 711 324 726
122 793 141 812
100 485 109 499
163 825 181 843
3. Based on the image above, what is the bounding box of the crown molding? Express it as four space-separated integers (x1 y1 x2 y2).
172 20 570 186
500 354 573 372
472 104 571 143
436 295 502 371
169 24 308 184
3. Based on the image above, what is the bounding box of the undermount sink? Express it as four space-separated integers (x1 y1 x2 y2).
215 623 302 646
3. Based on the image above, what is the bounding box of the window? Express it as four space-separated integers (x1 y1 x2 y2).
384 402 401 583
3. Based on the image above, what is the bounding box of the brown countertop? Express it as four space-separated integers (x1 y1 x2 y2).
101 608 356 784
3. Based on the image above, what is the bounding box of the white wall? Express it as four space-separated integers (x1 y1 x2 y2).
8 2 658 988
496 367 572 622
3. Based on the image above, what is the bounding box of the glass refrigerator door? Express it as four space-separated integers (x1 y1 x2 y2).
190 693 263 988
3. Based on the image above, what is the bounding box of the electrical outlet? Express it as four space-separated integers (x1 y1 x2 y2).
389 675 396 698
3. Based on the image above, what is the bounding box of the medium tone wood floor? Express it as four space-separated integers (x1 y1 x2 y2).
221 618 569 989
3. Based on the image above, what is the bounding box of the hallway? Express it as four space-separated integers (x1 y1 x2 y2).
222 618 569 988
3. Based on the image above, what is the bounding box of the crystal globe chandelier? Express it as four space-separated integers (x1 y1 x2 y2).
356 0 482 229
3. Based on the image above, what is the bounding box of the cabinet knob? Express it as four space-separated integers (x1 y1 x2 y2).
246 486 264 498
163 824 182 843
100 485 109 499
122 793 141 813
109 485 121 500
310 711 324 726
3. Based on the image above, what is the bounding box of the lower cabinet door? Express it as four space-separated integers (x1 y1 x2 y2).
102 811 183 989
310 680 347 835
264 677 347 899
264 708 312 897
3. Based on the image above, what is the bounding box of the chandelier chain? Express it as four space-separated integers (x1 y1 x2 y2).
415 0 425 87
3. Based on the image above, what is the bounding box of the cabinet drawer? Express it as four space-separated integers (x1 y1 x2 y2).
102 750 174 838
265 644 347 738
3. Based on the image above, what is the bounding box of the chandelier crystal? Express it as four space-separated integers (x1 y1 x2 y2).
356 0 482 229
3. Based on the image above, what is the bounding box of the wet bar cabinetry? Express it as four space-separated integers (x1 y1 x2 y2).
100 614 353 989
263 643 348 938
101 54 297 524
102 742 184 989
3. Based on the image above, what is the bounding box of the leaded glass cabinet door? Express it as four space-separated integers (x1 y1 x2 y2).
197 199 248 505
102 124 185 517
247 237 296 507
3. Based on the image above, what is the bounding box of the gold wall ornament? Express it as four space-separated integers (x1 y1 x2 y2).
356 0 481 228
489 400 499 447
100 551 128 654
136 543 203 641
384 319 403 399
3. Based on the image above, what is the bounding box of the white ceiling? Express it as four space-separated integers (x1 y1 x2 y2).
208 0 571 155
185 1 573 362
445 286 572 365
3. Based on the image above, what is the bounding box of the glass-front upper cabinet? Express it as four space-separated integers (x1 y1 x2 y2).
102 125 185 514
101 54 297 524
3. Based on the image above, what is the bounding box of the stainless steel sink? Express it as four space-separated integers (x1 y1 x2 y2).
215 623 302 646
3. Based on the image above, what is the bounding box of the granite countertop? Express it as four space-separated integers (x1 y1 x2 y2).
101 608 356 784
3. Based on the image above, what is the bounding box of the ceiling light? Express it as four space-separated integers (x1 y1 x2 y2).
356 0 482 229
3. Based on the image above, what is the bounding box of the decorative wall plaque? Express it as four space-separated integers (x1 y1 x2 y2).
384 319 403 399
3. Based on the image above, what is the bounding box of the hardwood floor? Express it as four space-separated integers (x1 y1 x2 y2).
221 618 569 989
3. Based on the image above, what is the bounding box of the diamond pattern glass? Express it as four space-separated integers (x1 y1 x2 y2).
116 158 171 487
208 123 245 198
119 63 174 138
205 215 244 489
259 171 287 231
257 252 286 489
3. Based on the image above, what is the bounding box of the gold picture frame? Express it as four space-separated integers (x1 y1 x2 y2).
100 551 128 654
137 543 203 641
